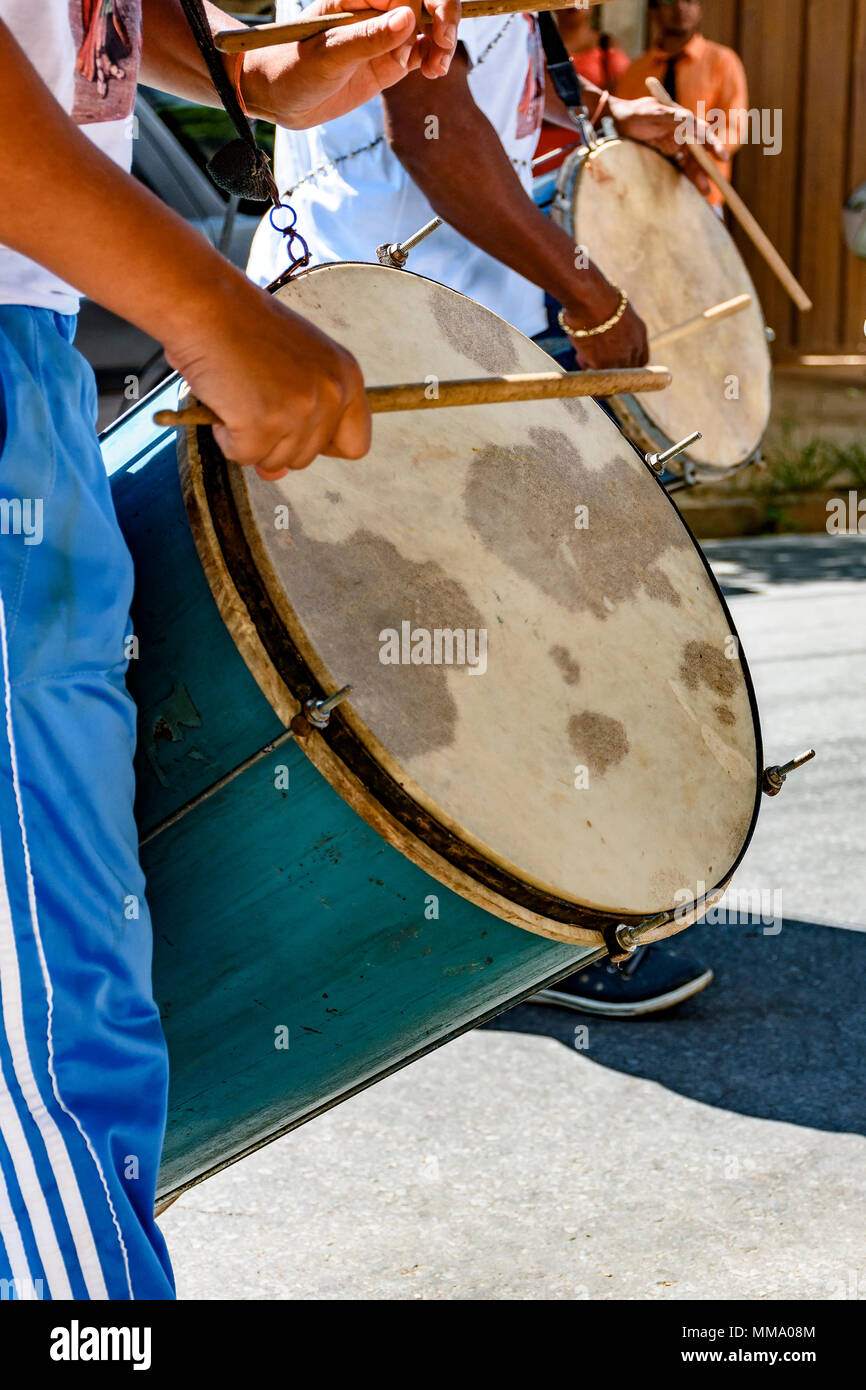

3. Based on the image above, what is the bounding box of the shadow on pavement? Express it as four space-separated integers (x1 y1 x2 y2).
705 534 866 593
485 918 866 1136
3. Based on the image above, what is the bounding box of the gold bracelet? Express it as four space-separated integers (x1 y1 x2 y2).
558 286 629 340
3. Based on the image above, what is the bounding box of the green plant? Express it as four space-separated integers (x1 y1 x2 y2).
756 429 843 496
827 441 866 487
758 503 803 534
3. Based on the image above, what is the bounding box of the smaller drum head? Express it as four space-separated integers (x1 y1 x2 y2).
555 139 772 476
181 263 762 946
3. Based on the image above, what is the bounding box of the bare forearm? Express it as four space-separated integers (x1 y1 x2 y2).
140 0 269 114
384 79 616 317
0 21 252 353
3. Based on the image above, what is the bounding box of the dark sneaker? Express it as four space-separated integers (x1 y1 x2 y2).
531 944 713 1018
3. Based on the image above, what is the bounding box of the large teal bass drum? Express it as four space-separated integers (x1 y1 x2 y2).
105 262 763 1206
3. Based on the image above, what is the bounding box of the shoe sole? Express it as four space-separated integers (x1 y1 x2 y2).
529 967 714 1018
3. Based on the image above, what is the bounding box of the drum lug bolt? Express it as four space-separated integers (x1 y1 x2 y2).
305 684 353 730
289 684 353 739
376 242 408 269
762 748 815 796
645 431 703 475
603 913 670 963
376 217 442 270
765 326 776 343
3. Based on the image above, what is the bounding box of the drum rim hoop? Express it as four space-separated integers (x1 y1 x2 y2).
182 261 766 943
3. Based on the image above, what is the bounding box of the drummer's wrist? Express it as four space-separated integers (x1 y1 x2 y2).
159 259 260 366
238 46 321 127
234 48 280 124
560 278 621 334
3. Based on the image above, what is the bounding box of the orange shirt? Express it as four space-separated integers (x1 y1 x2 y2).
617 34 749 204
573 41 632 94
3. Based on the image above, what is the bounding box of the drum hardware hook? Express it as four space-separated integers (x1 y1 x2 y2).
646 431 702 475
762 748 815 797
603 914 670 964
569 107 599 151
292 684 353 738
376 217 443 269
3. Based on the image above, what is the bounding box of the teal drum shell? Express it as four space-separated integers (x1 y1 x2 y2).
104 380 601 1205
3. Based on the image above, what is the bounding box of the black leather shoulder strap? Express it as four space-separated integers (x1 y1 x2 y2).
537 11 585 111
177 0 278 205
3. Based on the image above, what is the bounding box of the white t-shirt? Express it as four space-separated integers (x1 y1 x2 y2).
247 3 547 338
0 0 141 313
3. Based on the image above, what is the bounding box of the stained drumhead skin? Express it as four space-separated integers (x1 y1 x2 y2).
185 263 762 937
555 139 772 472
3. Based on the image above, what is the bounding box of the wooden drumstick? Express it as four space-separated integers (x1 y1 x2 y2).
216 0 596 51
153 366 673 429
649 293 752 349
646 76 812 313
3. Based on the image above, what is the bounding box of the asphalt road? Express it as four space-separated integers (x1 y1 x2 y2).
160 534 866 1300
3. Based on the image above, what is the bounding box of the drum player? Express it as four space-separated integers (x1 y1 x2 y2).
249 1 724 1018
0 0 459 1302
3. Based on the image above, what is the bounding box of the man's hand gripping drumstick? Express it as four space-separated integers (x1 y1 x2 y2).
145 0 461 125
543 71 728 202
213 0 593 51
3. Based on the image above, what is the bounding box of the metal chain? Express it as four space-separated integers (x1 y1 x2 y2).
268 197 311 276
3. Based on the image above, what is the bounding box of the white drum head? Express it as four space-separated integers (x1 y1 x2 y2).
555 139 772 474
183 263 761 944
